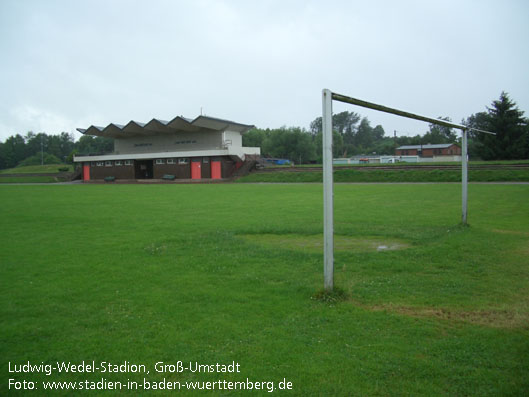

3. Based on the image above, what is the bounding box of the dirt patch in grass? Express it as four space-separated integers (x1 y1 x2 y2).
240 233 411 253
354 302 528 329
492 229 529 237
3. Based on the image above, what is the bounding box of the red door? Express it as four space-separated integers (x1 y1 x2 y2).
191 158 201 179
83 164 90 181
211 160 221 179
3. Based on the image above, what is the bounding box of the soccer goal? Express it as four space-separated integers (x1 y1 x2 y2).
321 89 495 291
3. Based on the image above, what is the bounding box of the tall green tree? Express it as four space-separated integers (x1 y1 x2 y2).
310 111 360 137
314 129 344 160
333 111 361 139
75 135 114 155
422 117 457 144
1 134 27 168
242 128 269 148
372 125 385 141
372 137 397 155
465 92 528 160
24 132 42 157
465 111 488 159
24 132 75 162
259 127 316 163
0 142 8 169
310 111 362 157
355 117 374 149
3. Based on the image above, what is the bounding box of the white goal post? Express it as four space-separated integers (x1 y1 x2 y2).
322 89 495 291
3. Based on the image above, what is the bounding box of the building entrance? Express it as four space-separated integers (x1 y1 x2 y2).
135 160 153 179
191 158 202 179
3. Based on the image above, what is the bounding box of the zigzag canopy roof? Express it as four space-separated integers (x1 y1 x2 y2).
77 115 254 138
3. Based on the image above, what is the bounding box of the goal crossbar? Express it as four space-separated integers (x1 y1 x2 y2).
322 89 494 291
331 92 495 135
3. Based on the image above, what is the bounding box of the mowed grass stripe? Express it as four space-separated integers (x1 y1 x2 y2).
1 184 528 395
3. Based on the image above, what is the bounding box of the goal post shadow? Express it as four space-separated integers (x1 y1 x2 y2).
321 89 495 291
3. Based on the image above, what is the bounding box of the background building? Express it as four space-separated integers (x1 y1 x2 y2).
74 115 260 181
395 143 461 158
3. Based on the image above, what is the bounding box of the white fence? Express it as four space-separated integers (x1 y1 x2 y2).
333 155 461 165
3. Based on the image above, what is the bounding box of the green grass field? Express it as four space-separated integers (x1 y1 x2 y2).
0 164 73 184
238 169 529 183
1 184 528 395
0 164 72 174
0 176 58 184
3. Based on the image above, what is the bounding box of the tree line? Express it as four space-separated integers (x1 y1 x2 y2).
0 133 113 170
0 92 527 169
244 92 528 163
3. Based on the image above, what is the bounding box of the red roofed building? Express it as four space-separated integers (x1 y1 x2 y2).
395 143 461 158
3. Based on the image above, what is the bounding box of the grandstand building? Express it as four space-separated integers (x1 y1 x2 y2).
74 115 260 181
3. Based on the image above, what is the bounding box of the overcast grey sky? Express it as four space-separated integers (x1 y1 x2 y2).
1 0 528 141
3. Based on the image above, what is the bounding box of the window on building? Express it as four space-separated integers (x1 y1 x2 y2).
96 161 104 167
115 160 122 166
178 158 189 165
91 162 96 166
124 160 132 166
155 159 165 165
105 161 112 167
167 158 175 164
203 157 209 163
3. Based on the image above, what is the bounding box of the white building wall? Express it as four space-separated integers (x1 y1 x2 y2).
223 130 243 148
74 128 261 163
114 131 223 155
74 145 261 163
